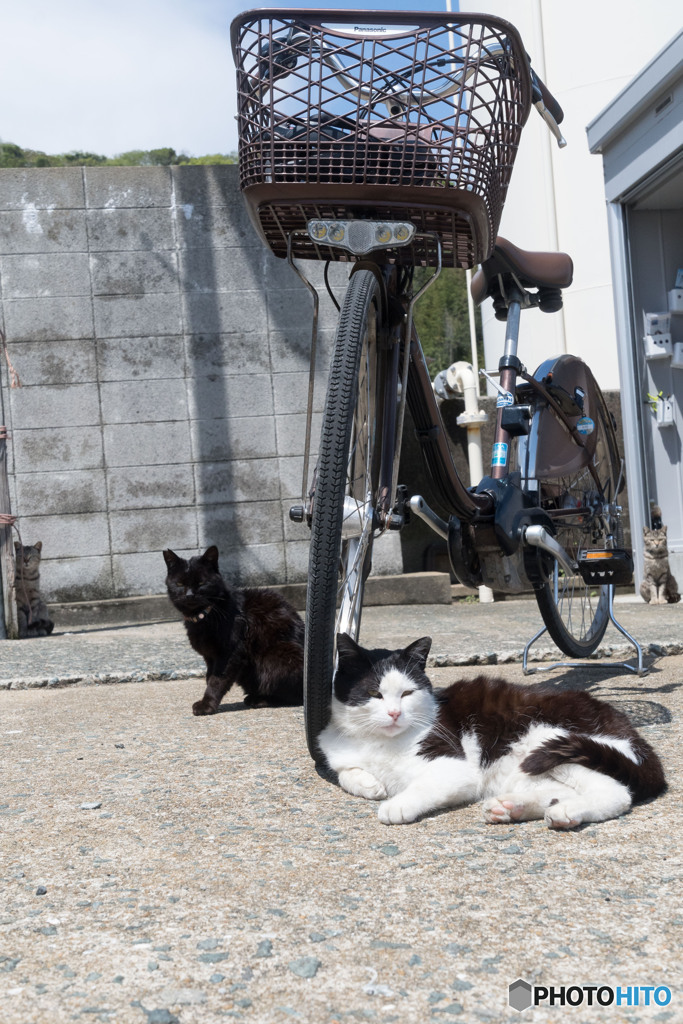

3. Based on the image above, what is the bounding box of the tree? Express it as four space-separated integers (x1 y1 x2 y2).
0 143 28 167
412 266 483 374
0 142 238 168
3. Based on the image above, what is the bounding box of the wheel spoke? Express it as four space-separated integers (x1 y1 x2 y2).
337 502 373 637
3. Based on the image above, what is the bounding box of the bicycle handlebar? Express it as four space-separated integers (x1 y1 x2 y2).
531 69 564 124
530 68 566 147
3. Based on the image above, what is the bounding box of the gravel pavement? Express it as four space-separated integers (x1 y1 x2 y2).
0 596 681 1023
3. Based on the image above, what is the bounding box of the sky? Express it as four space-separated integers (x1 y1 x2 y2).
1 0 458 159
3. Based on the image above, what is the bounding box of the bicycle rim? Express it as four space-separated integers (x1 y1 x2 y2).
304 269 383 760
534 399 621 657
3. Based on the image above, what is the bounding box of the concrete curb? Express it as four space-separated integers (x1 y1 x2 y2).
48 572 454 630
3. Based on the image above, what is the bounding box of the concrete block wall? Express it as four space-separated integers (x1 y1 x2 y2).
0 165 347 604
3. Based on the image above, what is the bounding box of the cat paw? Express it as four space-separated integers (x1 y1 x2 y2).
243 695 269 708
337 768 387 800
544 801 581 830
377 796 421 825
192 699 217 716
483 797 525 823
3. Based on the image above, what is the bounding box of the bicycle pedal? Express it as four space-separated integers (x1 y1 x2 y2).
577 548 633 585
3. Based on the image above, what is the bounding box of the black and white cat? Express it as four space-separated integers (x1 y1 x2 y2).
317 634 666 829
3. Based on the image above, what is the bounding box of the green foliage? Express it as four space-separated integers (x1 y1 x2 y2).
182 153 239 165
106 150 154 166
412 266 483 374
0 142 238 168
62 151 108 165
0 142 34 167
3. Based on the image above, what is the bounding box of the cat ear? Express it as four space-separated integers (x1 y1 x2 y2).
336 632 365 661
34 541 43 552
201 545 219 567
402 636 432 669
163 548 181 569
335 633 376 674
334 634 373 700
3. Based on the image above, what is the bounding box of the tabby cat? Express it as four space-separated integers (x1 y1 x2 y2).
318 634 666 828
14 541 54 638
163 546 304 714
640 525 680 605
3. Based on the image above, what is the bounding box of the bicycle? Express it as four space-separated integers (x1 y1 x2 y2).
231 9 633 761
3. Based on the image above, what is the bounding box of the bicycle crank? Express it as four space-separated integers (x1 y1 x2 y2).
523 524 576 580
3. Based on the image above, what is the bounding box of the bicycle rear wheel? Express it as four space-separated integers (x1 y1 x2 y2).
527 375 622 657
304 269 386 760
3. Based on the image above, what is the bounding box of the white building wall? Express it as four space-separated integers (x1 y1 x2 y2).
463 0 681 389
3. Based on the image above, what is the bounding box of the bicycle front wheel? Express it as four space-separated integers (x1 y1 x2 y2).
527 370 622 657
304 269 386 760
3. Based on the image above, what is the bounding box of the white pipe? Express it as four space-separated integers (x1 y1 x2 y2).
448 361 485 484
446 361 495 603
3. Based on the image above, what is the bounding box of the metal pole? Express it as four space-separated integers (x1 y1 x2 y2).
0 412 18 641
445 0 479 392
465 268 480 392
0 328 20 638
530 0 567 354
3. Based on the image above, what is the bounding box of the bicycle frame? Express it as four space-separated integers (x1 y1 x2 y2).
290 241 620 599
400 281 563 595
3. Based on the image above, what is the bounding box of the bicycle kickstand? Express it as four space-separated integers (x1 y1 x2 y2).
522 586 647 676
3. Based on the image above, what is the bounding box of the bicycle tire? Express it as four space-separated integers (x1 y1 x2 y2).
304 269 385 760
531 387 622 657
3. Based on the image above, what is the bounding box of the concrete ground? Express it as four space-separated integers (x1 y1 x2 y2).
0 596 681 1023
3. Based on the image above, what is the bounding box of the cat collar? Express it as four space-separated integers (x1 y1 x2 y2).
184 606 213 623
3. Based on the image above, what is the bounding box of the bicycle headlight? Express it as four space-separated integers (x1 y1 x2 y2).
308 220 328 241
306 219 415 255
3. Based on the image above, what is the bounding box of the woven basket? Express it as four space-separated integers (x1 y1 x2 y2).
231 10 531 268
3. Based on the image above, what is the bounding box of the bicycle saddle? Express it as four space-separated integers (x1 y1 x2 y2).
471 237 573 318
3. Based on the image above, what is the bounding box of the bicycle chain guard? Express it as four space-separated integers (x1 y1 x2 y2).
448 474 556 593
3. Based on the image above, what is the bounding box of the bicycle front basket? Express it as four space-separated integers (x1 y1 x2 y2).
231 9 532 268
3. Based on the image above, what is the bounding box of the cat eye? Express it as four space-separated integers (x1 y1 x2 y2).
368 689 382 699
401 690 414 698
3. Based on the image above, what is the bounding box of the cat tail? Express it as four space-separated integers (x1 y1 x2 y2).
520 734 666 804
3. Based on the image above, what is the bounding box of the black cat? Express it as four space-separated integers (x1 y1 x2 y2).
163 546 304 714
